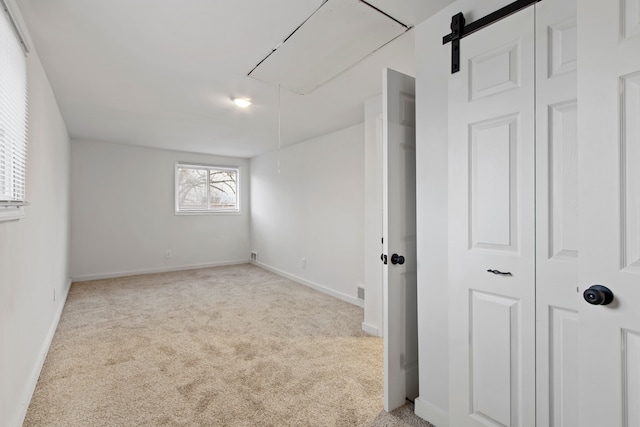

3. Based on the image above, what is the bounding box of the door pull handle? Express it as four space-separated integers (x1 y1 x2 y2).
487 269 512 276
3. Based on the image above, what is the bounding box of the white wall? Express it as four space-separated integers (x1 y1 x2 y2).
363 95 383 335
0 6 71 424
70 140 250 280
250 124 365 306
413 1 517 425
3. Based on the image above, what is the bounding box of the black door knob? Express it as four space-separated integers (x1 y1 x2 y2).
583 285 614 305
390 254 405 265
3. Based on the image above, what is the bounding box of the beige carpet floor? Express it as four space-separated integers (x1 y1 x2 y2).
24 264 433 426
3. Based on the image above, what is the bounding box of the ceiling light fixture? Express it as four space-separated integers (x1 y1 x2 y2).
232 97 251 108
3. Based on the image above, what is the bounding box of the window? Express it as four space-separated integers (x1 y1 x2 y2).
0 1 29 221
175 163 239 214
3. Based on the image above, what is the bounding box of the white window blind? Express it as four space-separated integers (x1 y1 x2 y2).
0 1 28 216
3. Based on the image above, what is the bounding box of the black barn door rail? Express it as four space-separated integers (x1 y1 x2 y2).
442 0 542 74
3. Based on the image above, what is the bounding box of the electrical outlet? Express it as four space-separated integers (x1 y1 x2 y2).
250 251 257 261
165 250 172 259
301 258 307 269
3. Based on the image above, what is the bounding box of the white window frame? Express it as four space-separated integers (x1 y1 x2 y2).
175 162 240 215
0 0 30 222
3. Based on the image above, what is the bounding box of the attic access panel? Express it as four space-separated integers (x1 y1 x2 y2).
248 0 408 95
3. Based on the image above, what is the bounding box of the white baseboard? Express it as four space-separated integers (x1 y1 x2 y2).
361 321 381 337
252 261 363 308
414 397 449 427
13 277 72 427
71 259 249 282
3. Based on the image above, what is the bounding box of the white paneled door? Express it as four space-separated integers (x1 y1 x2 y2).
579 1 640 426
382 68 418 412
448 0 579 424
535 0 579 425
448 6 536 426
446 0 640 426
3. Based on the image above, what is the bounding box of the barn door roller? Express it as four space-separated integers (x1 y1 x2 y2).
442 0 542 74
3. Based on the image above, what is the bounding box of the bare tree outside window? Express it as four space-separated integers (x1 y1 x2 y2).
209 169 237 208
176 164 238 213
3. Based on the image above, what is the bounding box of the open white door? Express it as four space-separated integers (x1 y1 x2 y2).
448 7 536 426
382 68 418 412
578 2 640 426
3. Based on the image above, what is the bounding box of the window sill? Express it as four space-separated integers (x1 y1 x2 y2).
175 210 241 216
0 206 25 222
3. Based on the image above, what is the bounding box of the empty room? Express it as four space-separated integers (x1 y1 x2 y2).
2 0 639 426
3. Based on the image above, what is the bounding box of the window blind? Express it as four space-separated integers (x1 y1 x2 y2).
0 2 28 206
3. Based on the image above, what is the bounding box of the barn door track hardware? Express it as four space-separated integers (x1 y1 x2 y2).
442 0 541 74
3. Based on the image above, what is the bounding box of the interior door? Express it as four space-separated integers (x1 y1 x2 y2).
448 7 536 426
578 1 640 426
382 67 418 412
535 0 579 425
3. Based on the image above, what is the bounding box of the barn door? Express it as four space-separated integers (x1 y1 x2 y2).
447 6 536 427
447 0 581 424
578 1 640 426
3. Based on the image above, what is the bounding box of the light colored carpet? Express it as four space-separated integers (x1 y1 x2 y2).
24 264 433 426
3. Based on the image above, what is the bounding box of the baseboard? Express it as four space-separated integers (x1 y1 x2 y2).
414 397 449 427
71 259 249 282
361 321 381 337
253 261 363 308
13 277 72 427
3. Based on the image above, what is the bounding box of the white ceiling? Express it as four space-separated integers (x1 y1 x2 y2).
16 0 453 158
